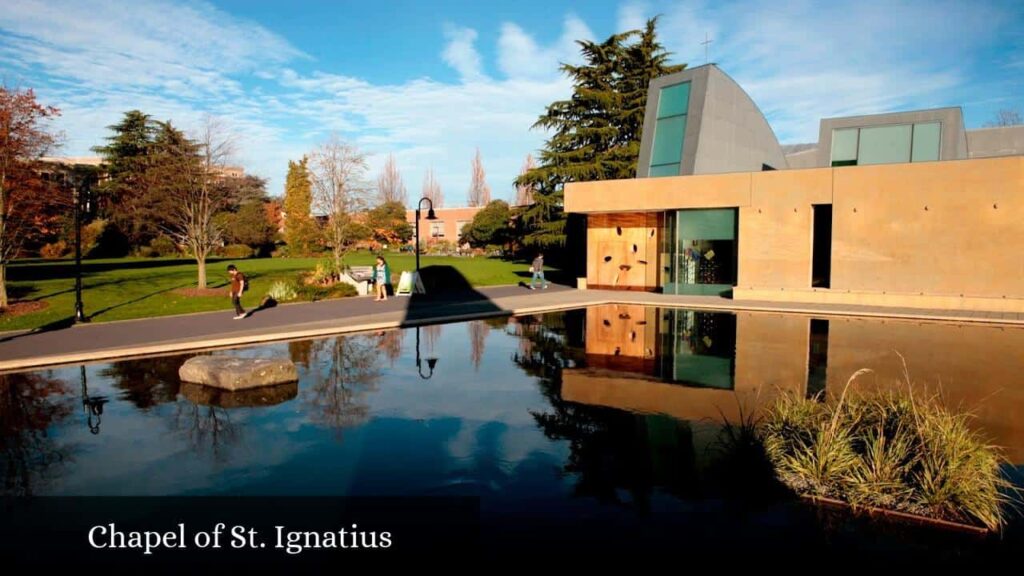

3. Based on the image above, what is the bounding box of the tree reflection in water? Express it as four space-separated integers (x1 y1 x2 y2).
512 311 700 509
0 372 74 496
303 334 382 440
100 353 191 409
468 321 488 371
171 401 239 462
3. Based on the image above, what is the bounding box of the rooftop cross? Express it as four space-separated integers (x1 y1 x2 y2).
701 32 713 64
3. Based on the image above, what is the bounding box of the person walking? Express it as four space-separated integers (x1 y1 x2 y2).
227 264 248 319
530 252 548 290
374 256 391 301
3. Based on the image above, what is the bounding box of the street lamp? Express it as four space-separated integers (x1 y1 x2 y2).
414 326 438 380
71 169 87 323
80 365 108 435
414 197 437 287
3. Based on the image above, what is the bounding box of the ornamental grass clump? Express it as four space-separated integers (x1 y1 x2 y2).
760 368 1017 531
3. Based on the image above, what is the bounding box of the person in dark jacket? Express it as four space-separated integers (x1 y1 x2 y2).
530 252 548 290
227 264 247 319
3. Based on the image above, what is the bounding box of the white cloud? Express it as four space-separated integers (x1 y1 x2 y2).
497 15 593 80
442 24 486 82
1 0 1016 202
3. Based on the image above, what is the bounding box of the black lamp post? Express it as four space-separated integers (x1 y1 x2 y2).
414 326 438 379
414 197 437 285
72 171 87 323
80 365 108 435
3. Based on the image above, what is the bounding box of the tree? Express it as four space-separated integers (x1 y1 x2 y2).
283 157 319 255
514 17 683 248
92 110 158 244
460 199 512 249
366 201 413 246
376 153 407 206
467 148 491 207
421 167 443 208
216 174 269 211
223 200 277 249
0 86 62 309
150 118 232 289
309 134 373 277
514 153 536 206
986 108 1023 127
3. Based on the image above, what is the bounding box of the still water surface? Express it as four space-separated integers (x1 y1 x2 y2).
3 305 1022 554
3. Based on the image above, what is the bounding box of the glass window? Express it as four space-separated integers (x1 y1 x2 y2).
665 208 737 296
857 124 912 165
657 82 690 118
430 222 445 237
911 122 941 162
650 115 687 167
649 163 680 177
831 128 859 164
649 82 690 177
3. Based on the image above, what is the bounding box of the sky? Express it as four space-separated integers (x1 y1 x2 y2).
1 0 1021 205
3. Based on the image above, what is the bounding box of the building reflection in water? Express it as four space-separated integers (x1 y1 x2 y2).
564 305 1024 463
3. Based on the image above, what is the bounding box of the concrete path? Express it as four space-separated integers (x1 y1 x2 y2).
1 284 1020 372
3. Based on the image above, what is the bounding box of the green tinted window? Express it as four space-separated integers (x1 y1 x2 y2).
657 82 690 118
911 122 941 162
650 115 687 166
831 128 859 163
858 124 912 165
649 163 680 177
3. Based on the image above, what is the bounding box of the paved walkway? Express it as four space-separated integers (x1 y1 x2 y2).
0 284 1020 372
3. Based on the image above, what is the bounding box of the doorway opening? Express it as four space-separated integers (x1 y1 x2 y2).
811 205 832 288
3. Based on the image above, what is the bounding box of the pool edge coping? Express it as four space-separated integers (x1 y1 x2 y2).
1 295 1021 373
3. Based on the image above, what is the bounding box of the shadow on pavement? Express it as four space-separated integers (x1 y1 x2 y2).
0 315 75 344
402 265 504 324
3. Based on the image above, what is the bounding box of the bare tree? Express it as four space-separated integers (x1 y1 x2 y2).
515 153 536 206
376 153 407 206
160 116 235 289
467 148 491 207
0 86 62 308
986 108 1023 127
468 320 488 371
309 134 373 278
421 167 443 208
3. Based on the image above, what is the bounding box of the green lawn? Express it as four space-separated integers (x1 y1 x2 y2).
1 252 532 332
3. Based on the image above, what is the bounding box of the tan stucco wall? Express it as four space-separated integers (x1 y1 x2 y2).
567 156 1024 312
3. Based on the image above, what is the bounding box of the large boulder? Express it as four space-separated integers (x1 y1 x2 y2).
180 381 298 408
179 356 298 391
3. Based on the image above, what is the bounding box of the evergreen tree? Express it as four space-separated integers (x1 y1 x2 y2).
91 110 158 243
513 18 683 248
282 157 318 255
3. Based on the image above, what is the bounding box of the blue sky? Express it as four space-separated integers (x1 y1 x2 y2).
1 0 1021 205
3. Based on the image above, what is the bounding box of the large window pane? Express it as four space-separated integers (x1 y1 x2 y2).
649 163 680 177
912 122 941 162
831 128 859 163
650 115 687 166
657 82 690 118
858 124 912 165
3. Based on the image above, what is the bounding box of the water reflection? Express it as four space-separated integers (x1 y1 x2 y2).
2 303 1022 512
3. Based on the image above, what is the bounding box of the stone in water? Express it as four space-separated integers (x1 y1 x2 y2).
179 356 298 391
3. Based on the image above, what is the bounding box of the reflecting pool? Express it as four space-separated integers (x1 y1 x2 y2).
2 305 1022 557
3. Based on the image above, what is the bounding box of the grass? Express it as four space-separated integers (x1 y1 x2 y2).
0 252 533 332
759 368 1018 531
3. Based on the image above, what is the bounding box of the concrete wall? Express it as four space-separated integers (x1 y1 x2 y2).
815 107 968 168
636 65 787 177
567 156 1024 312
968 125 1024 159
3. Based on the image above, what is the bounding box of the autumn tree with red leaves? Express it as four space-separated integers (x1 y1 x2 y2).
0 86 62 309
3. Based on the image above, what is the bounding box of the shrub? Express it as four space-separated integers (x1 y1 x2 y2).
759 369 1016 531
266 280 298 302
296 281 356 302
82 219 130 258
40 241 68 259
134 236 179 257
218 244 255 259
